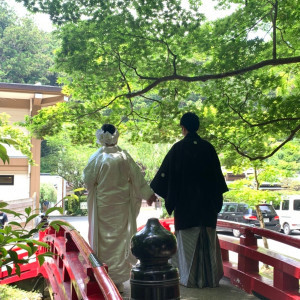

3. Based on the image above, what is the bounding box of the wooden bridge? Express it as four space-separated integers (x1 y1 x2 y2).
0 218 299 300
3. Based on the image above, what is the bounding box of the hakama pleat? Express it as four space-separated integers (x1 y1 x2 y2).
171 226 223 288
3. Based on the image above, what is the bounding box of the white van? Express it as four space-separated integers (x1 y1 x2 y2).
275 195 300 235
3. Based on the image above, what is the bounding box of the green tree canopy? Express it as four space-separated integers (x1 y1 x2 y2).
41 132 95 190
0 0 59 84
18 0 300 167
0 113 33 164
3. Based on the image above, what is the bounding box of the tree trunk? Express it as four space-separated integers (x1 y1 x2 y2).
255 205 269 269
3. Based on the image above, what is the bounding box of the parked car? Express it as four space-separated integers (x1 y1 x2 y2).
217 202 280 237
275 195 300 235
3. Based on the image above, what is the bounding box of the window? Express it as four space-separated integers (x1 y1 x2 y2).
259 205 276 214
237 204 248 213
225 204 236 213
282 200 289 210
293 200 300 211
0 175 14 185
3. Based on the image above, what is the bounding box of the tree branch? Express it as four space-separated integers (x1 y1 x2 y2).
114 51 131 93
272 0 278 59
277 26 296 51
76 95 124 118
126 56 300 98
140 95 162 104
216 123 300 161
225 93 300 127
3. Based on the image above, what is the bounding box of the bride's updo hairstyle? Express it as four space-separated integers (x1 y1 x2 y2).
96 124 119 146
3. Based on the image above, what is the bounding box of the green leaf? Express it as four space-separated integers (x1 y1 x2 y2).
15 264 21 276
25 207 32 216
16 243 33 257
35 222 47 230
45 206 63 216
4 226 12 235
0 247 7 257
0 144 9 164
30 240 50 248
0 209 22 217
37 252 54 266
8 250 18 261
50 224 60 232
6 237 28 243
49 220 72 228
6 265 12 276
37 255 45 266
8 221 23 228
25 214 40 226
0 202 8 209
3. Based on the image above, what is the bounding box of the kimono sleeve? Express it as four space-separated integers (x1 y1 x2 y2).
150 150 171 200
83 150 101 191
125 151 153 201
209 145 229 213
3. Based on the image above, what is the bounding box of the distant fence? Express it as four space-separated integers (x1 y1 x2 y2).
5 193 36 228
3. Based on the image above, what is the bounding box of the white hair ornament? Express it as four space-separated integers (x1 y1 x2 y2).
96 128 119 146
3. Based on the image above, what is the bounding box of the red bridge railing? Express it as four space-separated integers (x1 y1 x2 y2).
1 219 300 300
0 223 122 300
149 218 300 300
217 220 300 300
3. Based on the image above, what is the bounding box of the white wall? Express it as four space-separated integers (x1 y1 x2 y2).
0 172 30 201
40 174 67 203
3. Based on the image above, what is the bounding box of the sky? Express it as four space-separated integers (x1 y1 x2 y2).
10 0 236 32
11 0 53 32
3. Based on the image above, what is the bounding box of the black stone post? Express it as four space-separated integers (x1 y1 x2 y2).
130 218 180 300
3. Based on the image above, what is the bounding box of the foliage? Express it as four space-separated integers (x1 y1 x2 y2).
40 183 57 204
224 179 282 207
266 139 300 177
64 194 87 216
0 202 69 276
40 132 95 190
0 0 16 36
118 139 172 183
18 0 300 167
0 0 59 85
0 284 42 300
0 113 33 164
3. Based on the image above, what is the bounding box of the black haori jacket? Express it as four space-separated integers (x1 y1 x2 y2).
151 132 228 231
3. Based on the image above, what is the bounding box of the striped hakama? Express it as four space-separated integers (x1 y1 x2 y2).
171 226 223 288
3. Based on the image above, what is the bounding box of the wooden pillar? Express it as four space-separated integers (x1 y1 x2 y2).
30 137 41 213
30 95 42 213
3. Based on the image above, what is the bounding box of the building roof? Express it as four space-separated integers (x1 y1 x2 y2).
0 82 67 108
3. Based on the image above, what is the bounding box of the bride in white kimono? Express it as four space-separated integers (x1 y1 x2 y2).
83 124 156 293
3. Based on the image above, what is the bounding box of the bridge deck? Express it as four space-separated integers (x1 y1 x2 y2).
121 277 257 299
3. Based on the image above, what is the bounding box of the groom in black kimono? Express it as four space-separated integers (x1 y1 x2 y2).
150 112 228 288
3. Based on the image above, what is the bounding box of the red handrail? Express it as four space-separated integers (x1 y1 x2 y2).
0 222 122 300
39 222 122 300
138 218 300 300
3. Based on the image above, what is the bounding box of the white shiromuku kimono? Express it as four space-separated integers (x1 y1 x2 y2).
83 145 153 284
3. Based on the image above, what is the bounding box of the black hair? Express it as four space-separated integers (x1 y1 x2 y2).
101 124 116 134
180 112 199 132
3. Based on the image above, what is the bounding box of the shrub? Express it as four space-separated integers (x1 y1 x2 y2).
40 183 57 206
